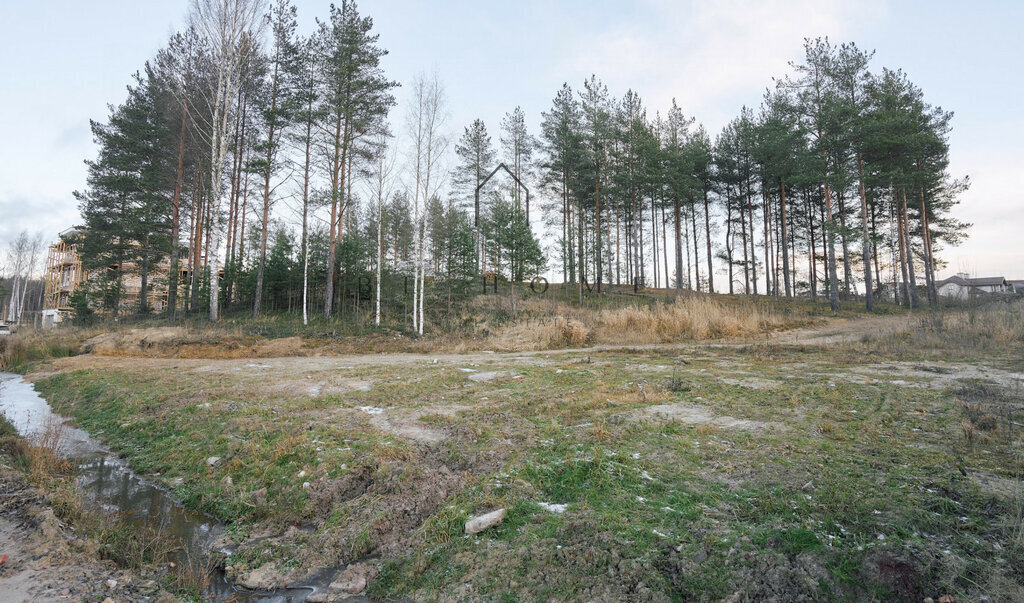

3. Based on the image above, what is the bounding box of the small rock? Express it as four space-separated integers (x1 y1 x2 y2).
465 508 506 534
251 487 268 504
329 562 379 594
239 563 281 590
102 598 114 603
924 598 935 603
302 481 311 489
297 470 307 478
222 476 233 487
938 597 956 603
207 456 222 467
106 579 117 589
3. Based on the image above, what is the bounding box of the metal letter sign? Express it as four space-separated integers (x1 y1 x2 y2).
530 277 548 294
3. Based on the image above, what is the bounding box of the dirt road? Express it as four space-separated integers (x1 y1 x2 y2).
35 314 915 379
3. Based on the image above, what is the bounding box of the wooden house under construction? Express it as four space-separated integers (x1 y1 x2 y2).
41 230 187 325
42 236 84 326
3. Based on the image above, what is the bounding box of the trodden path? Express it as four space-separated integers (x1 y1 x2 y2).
31 313 917 379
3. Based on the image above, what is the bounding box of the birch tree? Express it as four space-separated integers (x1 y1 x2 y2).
406 73 448 335
4 231 43 324
188 0 266 321
366 132 396 326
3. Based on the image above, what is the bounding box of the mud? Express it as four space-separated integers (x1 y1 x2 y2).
0 464 172 602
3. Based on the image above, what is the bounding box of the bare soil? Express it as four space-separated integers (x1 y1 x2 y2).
0 464 175 602
17 312 1022 601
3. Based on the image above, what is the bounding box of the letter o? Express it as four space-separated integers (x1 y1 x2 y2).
530 276 549 294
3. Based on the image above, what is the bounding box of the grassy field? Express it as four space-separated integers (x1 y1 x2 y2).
2 288 828 371
13 296 1024 600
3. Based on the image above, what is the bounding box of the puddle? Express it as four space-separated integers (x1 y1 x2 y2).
0 372 342 602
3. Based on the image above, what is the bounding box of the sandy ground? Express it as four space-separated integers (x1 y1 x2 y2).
34 313 917 378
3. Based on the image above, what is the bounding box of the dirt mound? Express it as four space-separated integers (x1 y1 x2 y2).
80 327 305 359
728 551 837 602
862 552 924 601
306 459 466 563
445 523 675 602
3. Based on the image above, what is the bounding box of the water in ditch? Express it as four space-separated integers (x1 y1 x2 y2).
0 372 339 602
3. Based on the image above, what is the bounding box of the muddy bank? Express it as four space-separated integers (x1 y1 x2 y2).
0 460 173 602
0 373 358 602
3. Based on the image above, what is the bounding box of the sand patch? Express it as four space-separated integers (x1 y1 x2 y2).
641 402 784 431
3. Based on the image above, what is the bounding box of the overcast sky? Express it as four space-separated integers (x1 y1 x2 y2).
1 0 1020 279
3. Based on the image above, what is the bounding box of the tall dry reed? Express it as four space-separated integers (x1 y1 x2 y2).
594 297 785 344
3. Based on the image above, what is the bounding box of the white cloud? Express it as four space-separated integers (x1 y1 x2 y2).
938 150 1024 279
558 0 887 130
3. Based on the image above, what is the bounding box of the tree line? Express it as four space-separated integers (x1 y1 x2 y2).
528 40 968 311
1 231 46 325
71 0 968 329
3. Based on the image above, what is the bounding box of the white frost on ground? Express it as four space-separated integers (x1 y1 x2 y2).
538 502 568 514
468 371 509 382
357 406 385 415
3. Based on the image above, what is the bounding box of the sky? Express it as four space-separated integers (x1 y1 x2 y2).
1 0 1021 281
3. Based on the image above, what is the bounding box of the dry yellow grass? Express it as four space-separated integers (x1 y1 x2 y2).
858 299 1024 355
491 316 590 349
595 296 785 343
487 296 790 350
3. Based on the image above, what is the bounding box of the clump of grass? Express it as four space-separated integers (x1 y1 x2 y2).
491 316 590 350
171 549 215 598
0 329 78 371
3 416 74 484
595 296 787 343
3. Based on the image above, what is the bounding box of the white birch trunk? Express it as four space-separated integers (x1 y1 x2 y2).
375 197 382 327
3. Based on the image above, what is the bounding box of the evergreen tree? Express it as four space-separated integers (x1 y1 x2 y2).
500 106 535 218
451 118 496 266
317 0 397 318
253 0 298 316
75 73 173 316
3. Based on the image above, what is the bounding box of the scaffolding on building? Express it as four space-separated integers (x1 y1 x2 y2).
43 240 84 312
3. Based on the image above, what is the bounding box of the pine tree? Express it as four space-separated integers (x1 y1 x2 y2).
540 84 584 292
579 76 613 292
317 0 397 318
252 0 298 316
452 118 496 267
75 73 173 316
500 107 535 218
